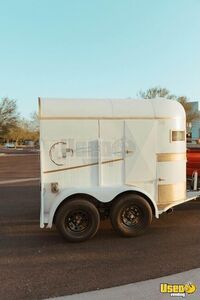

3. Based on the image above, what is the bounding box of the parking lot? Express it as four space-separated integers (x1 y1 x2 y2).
1 152 200 300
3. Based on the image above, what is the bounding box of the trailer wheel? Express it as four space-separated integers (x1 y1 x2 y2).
110 194 152 237
55 198 100 242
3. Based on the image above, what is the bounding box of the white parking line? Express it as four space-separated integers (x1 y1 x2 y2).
0 178 40 185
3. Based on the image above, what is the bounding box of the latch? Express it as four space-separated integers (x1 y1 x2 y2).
158 178 165 182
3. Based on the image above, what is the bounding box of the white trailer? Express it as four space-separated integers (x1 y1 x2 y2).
39 98 199 242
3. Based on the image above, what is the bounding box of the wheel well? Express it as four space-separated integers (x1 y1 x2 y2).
53 191 156 223
53 193 103 223
111 191 156 216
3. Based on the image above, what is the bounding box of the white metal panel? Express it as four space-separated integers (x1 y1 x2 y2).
40 120 98 140
124 120 157 196
40 119 100 210
39 98 184 119
156 119 186 153
152 98 185 119
40 99 112 118
100 120 124 186
42 166 99 214
157 161 186 184
40 120 98 172
40 98 154 119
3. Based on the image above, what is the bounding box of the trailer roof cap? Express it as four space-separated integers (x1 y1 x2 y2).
38 97 185 120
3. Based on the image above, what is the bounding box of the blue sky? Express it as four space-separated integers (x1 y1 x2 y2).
0 0 200 118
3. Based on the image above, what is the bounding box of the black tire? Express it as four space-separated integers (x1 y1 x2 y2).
55 198 100 242
110 194 152 237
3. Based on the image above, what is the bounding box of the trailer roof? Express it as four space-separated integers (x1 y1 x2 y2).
38 98 185 120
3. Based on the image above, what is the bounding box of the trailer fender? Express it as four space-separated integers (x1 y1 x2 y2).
46 186 158 228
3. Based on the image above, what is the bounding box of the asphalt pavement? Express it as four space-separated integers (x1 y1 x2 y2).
1 153 200 300
46 268 200 300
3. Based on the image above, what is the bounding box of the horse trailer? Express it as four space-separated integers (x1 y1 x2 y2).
39 98 199 242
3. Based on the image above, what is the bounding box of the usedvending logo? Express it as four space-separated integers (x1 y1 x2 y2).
160 282 197 297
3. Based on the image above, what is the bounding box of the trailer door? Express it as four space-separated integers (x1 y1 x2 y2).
124 120 157 198
99 120 124 186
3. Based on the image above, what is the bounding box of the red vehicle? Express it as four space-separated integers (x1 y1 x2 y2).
187 147 200 177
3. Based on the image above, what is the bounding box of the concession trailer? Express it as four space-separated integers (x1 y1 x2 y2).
39 98 199 242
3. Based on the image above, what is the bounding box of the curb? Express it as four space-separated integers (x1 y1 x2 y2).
45 268 200 300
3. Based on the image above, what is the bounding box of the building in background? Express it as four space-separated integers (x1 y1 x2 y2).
190 102 200 139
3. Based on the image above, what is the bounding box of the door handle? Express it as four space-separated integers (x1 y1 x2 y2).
158 178 165 182
125 150 134 154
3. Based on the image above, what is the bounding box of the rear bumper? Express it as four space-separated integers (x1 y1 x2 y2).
158 190 200 214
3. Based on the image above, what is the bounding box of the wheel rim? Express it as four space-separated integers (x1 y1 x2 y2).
121 205 143 227
65 210 90 232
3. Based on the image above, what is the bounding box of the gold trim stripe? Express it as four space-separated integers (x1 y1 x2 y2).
43 158 123 174
39 116 183 121
158 182 186 205
157 153 186 162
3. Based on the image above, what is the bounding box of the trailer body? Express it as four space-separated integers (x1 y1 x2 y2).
39 98 193 241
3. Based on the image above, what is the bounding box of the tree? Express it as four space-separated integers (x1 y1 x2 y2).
7 117 39 146
29 112 39 133
138 86 176 100
139 87 199 125
177 96 199 124
7 125 27 146
0 97 19 136
0 98 39 145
